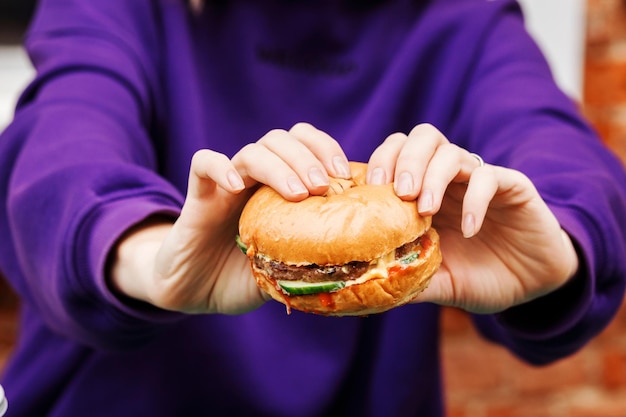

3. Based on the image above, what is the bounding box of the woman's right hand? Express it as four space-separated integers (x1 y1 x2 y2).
109 123 352 315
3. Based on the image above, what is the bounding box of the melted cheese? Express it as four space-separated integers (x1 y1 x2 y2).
348 249 396 285
275 249 401 293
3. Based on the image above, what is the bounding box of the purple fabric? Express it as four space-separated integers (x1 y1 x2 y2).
1 0 625 415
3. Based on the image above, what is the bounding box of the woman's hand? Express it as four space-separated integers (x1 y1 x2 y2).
367 123 579 313
110 123 351 314
111 121 579 316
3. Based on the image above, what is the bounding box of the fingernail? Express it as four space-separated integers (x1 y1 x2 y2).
333 156 351 179
370 167 386 185
463 213 476 238
418 189 433 213
308 167 329 187
287 176 308 195
227 170 245 191
395 172 413 196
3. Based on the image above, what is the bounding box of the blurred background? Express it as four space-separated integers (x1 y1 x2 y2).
0 0 625 416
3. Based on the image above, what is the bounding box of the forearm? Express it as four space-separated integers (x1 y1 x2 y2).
559 229 580 287
1 80 185 349
109 217 174 307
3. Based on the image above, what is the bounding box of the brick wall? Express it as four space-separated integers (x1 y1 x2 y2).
584 0 626 164
442 304 626 417
443 0 626 415
1 1 626 416
0 276 17 373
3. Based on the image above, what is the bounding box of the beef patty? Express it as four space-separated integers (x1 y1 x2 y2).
253 235 425 283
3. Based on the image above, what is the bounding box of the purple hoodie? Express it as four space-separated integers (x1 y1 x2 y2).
1 0 625 416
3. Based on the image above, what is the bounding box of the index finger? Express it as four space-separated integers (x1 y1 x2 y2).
288 122 351 179
231 123 352 202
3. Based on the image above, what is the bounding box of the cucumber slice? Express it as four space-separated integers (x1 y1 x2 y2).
235 235 247 255
278 280 346 295
399 251 420 265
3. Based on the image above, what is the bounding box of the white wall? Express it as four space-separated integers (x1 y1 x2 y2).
517 0 587 101
0 45 34 131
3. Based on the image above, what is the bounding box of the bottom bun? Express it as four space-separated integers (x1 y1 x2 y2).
252 228 442 316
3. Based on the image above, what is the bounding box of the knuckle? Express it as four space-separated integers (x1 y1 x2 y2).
191 148 229 163
257 129 288 145
233 143 260 164
409 122 436 135
443 143 464 163
383 132 408 145
191 149 219 168
409 123 448 145
190 148 209 163
289 121 315 135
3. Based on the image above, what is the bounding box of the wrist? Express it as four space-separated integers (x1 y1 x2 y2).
560 228 580 283
496 231 588 338
108 218 174 304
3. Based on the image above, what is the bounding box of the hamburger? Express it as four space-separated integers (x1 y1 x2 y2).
237 161 442 316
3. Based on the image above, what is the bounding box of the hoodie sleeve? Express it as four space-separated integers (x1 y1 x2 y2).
452 1 626 364
0 0 189 351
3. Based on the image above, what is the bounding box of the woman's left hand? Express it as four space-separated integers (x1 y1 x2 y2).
367 123 579 313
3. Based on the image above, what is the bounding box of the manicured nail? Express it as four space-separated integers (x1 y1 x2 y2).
395 172 413 196
287 176 308 195
463 213 476 238
227 170 245 191
370 167 386 185
308 167 329 187
333 156 351 179
418 189 433 213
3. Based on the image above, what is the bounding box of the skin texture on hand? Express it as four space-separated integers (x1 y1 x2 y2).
411 176 579 313
367 123 579 313
109 122 579 315
110 123 351 314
